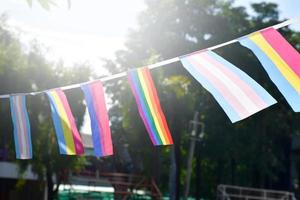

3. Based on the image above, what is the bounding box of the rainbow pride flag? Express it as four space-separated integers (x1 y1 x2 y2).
127 67 173 145
81 81 113 157
47 89 84 155
239 28 300 111
180 51 277 123
10 95 32 159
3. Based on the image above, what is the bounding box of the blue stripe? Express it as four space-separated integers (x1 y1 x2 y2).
46 92 67 154
129 71 160 144
207 51 277 106
10 97 20 158
81 85 103 157
21 96 32 158
180 58 241 122
240 38 300 111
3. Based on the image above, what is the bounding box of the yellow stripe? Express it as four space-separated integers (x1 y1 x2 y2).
250 33 300 94
50 91 76 154
137 69 167 145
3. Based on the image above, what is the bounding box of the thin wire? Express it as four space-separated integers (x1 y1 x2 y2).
2 16 300 99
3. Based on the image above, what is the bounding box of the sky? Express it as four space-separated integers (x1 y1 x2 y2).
0 0 299 134
0 0 299 74
0 0 146 75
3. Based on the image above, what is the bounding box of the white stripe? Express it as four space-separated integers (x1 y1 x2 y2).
15 96 28 158
191 54 259 114
13 97 22 157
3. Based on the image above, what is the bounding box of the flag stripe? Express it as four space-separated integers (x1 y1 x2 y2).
261 28 300 77
10 95 32 159
17 97 30 157
10 97 21 158
127 67 173 145
47 89 84 155
180 51 277 122
81 81 113 157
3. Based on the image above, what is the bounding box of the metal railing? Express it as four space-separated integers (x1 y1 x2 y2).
217 185 296 200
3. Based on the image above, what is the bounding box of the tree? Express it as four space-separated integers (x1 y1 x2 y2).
0 16 92 199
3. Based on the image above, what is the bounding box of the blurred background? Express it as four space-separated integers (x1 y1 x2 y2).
0 0 300 199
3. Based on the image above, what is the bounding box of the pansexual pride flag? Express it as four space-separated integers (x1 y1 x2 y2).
127 67 173 145
10 95 32 159
47 89 84 155
81 81 113 157
180 51 277 123
239 28 300 111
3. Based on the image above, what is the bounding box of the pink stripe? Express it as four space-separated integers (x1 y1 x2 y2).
188 57 249 118
200 52 267 109
89 84 106 155
261 28 300 77
55 89 84 155
17 96 30 158
14 97 26 157
90 82 113 156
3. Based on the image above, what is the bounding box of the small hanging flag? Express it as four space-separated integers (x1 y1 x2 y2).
10 95 32 159
127 67 173 145
180 50 277 123
239 28 300 111
239 28 300 112
46 89 84 155
81 81 113 157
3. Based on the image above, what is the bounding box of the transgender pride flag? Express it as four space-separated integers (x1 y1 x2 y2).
10 95 32 159
180 51 277 123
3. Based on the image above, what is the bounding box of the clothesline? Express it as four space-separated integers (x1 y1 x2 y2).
1 15 300 99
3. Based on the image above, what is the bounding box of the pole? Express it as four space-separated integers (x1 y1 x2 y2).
184 111 202 200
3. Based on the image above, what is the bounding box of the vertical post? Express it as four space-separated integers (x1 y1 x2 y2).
169 146 177 200
184 111 203 200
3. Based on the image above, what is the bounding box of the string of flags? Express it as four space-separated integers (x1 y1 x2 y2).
4 18 300 159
